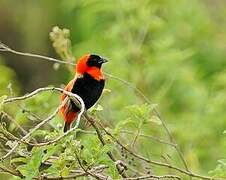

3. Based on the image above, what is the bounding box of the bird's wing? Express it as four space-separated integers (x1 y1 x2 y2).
60 78 76 117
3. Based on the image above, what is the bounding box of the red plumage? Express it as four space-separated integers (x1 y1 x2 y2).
60 54 107 132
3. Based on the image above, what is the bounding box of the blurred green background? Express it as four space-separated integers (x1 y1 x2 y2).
1 0 226 178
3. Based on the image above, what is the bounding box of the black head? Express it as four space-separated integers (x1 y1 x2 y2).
86 54 108 68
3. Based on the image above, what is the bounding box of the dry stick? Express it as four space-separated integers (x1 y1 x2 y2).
0 87 85 161
123 174 181 180
0 41 75 65
120 130 176 147
0 111 28 135
96 121 224 180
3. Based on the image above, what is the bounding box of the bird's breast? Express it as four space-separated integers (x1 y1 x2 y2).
71 73 105 110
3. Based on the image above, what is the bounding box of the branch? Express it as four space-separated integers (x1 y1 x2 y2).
0 41 74 65
123 174 181 180
0 111 28 135
120 130 176 147
0 87 85 161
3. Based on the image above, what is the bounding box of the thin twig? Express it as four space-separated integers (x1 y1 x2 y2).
0 87 85 161
121 130 176 147
0 41 74 65
0 111 28 135
0 101 64 161
123 174 181 180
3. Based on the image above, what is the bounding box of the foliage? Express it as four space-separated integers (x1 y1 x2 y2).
0 0 226 179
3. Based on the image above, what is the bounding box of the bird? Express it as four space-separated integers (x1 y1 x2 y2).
60 54 108 132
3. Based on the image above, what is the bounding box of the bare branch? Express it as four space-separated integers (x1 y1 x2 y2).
0 41 74 65
120 130 176 147
123 174 181 180
0 87 85 161
0 111 28 135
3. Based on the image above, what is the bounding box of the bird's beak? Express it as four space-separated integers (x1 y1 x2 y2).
101 58 108 64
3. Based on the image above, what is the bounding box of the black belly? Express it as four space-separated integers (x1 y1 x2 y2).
70 73 105 111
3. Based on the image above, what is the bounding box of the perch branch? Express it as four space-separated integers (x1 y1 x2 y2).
0 87 85 161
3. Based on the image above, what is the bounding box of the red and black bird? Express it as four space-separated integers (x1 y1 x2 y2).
60 54 108 132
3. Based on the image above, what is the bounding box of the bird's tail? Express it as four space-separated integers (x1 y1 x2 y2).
62 111 78 132
64 122 71 132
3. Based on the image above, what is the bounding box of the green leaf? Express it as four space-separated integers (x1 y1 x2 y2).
42 144 61 162
11 157 27 164
100 144 113 154
114 118 138 134
96 104 103 111
89 104 104 113
61 167 69 177
147 115 162 125
125 103 156 126
17 148 44 180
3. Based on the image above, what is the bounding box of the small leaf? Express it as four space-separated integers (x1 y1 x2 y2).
11 157 27 164
114 118 138 134
100 144 113 154
147 115 162 125
89 104 104 113
61 167 69 177
103 88 111 93
53 63 60 70
96 104 103 111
